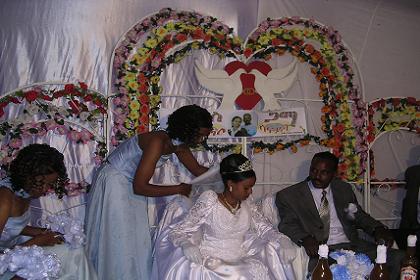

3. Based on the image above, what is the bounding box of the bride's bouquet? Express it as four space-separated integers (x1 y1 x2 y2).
0 245 61 279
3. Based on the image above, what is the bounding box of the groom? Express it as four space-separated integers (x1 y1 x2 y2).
275 151 404 279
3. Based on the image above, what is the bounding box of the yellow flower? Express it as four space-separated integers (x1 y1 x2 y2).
153 27 168 39
258 34 270 45
129 100 140 110
132 54 146 66
174 53 185 63
232 145 242 154
145 38 158 48
125 72 137 82
291 29 303 39
149 95 160 107
233 36 242 45
150 76 160 84
127 81 139 91
191 42 200 49
165 21 175 31
149 116 158 125
272 28 284 35
209 47 217 55
137 48 149 56
128 110 140 120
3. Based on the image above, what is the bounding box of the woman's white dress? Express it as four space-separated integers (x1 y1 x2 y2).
153 190 298 279
0 185 97 280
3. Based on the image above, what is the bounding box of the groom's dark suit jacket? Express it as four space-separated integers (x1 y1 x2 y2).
275 178 384 245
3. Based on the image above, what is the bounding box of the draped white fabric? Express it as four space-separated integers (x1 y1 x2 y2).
1 0 419 225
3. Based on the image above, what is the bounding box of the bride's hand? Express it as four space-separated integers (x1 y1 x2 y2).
182 243 203 264
178 183 192 197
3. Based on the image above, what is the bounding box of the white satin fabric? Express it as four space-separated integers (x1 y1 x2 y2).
152 190 308 279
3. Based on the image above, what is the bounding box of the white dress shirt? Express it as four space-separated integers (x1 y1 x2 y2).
308 181 350 245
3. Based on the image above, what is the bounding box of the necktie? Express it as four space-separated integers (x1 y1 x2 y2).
318 190 330 242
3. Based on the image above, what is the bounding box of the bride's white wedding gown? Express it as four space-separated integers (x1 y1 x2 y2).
152 190 304 279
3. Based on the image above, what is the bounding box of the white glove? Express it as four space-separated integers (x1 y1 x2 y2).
182 243 203 264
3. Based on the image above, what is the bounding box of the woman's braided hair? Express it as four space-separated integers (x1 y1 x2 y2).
166 104 213 146
9 144 68 197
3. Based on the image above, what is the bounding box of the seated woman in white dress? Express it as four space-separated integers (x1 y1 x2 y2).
153 153 300 279
0 144 96 280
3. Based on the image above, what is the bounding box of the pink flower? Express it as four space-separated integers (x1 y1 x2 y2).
113 97 121 106
111 136 119 146
57 126 68 135
93 155 103 165
80 130 93 143
9 138 23 149
68 131 81 142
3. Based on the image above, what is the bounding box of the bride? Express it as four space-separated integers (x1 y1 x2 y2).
152 153 303 279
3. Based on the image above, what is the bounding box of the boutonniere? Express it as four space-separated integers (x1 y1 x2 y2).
344 203 358 220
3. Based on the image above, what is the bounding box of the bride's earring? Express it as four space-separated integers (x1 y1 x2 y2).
229 186 233 192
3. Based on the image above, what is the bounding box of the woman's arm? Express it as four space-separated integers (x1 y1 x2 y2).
133 134 190 197
0 188 13 238
20 225 48 237
175 145 208 177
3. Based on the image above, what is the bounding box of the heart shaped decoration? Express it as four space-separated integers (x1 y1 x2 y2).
111 8 366 181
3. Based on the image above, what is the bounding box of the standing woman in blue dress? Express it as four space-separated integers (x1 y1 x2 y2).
85 104 213 280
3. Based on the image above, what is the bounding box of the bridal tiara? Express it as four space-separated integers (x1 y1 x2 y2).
222 160 253 174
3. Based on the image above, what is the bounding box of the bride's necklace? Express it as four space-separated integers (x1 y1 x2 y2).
221 192 240 215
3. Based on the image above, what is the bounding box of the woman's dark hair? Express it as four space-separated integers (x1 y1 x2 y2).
220 153 256 184
9 144 68 197
166 104 213 145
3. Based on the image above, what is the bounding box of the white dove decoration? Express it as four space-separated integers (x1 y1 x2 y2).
194 59 298 111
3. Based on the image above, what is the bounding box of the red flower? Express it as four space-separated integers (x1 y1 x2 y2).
40 94 53 101
8 97 20 104
64 84 75 93
191 28 205 40
83 95 93 102
79 82 88 90
138 83 148 93
68 99 81 114
406 97 416 105
24 90 38 102
53 90 66 98
139 94 149 104
270 38 281 46
203 34 211 42
93 99 103 107
140 104 149 114
175 33 188 43
391 98 400 107
244 48 253 58
333 123 345 134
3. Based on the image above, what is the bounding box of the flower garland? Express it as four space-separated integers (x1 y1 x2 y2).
112 9 365 181
112 7 241 144
367 97 419 143
367 97 419 177
245 18 366 181
0 82 108 196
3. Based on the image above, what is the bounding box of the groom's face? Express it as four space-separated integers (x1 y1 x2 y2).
309 159 336 189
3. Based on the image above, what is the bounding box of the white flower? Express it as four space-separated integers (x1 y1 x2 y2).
58 107 70 117
79 111 90 122
344 203 358 220
25 103 39 116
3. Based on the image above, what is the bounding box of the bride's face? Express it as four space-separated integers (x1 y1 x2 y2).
230 176 255 201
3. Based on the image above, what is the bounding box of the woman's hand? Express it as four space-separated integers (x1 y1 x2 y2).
28 230 64 247
178 183 192 197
